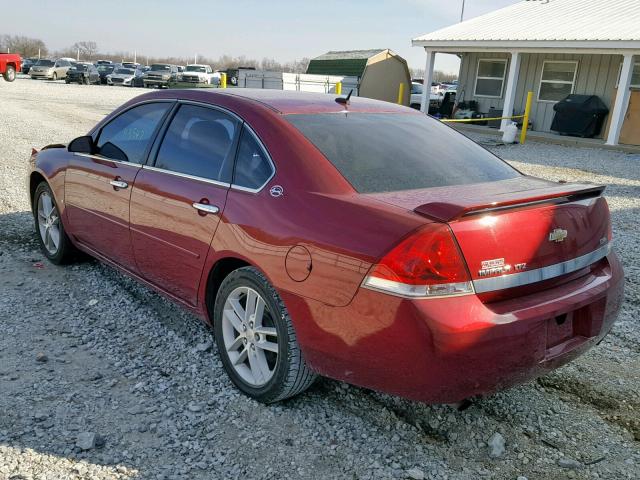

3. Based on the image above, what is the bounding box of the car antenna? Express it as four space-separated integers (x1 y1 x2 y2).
335 89 353 107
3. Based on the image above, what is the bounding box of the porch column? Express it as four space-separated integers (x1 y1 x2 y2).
421 49 436 113
606 53 634 145
500 51 521 131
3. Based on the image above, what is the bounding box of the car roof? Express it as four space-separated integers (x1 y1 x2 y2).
197 89 415 115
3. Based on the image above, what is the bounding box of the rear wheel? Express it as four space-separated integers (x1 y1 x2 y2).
213 267 316 403
83 76 90 85
3 65 16 82
33 182 77 264
52 72 57 81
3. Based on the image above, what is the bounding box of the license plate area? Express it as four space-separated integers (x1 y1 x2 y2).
544 300 605 359
546 312 575 349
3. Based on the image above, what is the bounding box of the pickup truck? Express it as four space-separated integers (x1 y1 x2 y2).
0 53 22 82
178 64 216 85
142 63 178 88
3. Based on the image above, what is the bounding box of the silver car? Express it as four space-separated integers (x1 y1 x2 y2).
29 58 73 80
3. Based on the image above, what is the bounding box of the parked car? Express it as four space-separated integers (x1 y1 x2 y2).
97 64 117 84
0 53 21 82
409 81 441 111
95 60 113 66
28 90 623 405
107 67 144 87
21 57 38 75
30 58 73 80
179 64 215 84
142 63 178 88
65 63 100 85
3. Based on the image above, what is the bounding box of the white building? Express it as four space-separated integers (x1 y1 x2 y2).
412 0 640 146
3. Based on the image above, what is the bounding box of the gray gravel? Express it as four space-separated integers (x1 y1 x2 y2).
1 78 639 479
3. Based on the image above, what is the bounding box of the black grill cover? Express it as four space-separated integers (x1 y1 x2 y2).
551 94 609 138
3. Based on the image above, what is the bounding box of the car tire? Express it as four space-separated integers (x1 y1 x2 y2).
3 65 16 82
52 72 57 81
83 76 90 85
65 79 70 84
33 182 77 265
213 266 316 403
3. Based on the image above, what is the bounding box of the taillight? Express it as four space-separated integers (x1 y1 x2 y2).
362 223 474 298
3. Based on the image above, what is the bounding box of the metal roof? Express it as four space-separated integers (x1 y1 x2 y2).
412 0 640 49
311 50 387 61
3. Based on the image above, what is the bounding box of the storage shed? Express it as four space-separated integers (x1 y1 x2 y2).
307 49 411 105
412 0 640 146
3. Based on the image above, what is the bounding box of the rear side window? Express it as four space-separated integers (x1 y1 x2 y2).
285 113 519 193
155 104 239 182
97 102 171 164
233 127 274 190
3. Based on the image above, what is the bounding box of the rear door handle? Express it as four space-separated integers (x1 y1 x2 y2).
110 179 128 189
192 203 220 215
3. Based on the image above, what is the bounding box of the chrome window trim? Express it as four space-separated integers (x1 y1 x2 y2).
73 152 142 168
473 242 612 294
142 165 231 188
230 124 276 194
90 98 178 139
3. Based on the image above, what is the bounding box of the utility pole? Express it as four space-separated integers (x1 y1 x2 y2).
460 0 465 22
194 53 198 64
134 50 137 63
77 48 80 61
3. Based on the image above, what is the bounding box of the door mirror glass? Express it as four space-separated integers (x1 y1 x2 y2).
68 135 95 154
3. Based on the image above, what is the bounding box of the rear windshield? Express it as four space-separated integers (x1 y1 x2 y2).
285 113 519 193
36 60 54 67
151 64 171 71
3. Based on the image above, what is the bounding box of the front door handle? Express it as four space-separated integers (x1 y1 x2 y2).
192 203 220 215
110 179 128 189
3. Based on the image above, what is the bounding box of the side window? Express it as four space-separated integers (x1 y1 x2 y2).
96 102 171 164
154 104 239 182
233 127 274 191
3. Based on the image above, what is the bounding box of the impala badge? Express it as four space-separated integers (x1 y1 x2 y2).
548 228 568 243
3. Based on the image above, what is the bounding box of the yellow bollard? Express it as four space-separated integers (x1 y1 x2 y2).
335 82 342 95
220 72 227 89
397 82 405 105
520 91 533 144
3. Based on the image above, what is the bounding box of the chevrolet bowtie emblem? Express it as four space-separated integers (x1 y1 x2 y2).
549 228 568 243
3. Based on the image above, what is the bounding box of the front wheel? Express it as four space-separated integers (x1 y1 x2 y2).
52 72 57 81
213 267 316 403
3 65 16 82
33 182 77 264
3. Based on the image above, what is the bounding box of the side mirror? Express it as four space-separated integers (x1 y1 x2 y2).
68 135 95 154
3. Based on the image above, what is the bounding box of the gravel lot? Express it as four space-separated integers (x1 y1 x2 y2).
1 77 639 480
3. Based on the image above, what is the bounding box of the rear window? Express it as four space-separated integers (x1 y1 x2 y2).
285 113 519 193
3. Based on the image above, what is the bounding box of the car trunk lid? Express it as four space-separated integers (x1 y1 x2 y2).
368 176 611 298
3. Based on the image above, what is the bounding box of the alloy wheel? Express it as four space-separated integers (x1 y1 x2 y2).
37 192 60 255
221 286 279 386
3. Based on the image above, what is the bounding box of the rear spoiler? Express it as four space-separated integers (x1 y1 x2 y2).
414 184 606 222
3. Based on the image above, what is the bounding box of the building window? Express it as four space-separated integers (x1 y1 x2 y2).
474 59 507 98
616 62 640 88
538 60 578 102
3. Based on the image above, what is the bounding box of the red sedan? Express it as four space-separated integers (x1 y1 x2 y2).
28 89 624 404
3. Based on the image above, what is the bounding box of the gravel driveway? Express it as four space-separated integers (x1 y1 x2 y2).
1 78 638 480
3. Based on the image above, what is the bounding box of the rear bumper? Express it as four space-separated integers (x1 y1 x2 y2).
284 252 624 403
30 73 53 79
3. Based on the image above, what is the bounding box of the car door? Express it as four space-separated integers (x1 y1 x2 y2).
65 101 174 269
129 102 240 305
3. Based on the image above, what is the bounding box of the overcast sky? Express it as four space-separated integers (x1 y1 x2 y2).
5 0 519 72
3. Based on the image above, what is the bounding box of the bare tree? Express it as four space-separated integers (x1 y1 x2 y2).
73 41 98 60
0 35 48 57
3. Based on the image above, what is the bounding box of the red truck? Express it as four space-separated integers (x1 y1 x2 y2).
0 53 22 82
